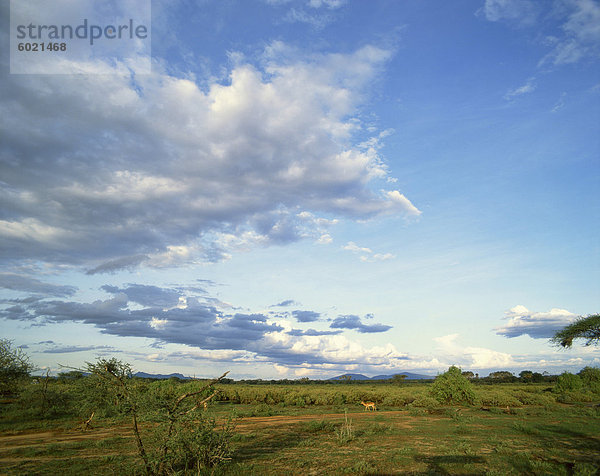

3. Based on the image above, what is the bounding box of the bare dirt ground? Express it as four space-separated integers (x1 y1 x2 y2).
0 410 409 461
0 410 406 450
235 409 410 431
0 425 129 447
0 411 410 463
0 423 135 468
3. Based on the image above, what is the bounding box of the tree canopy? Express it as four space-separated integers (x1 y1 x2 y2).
551 314 600 348
0 339 35 395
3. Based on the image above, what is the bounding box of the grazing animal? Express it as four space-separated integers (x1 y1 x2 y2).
360 401 376 411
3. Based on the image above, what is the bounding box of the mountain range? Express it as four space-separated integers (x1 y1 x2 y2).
134 372 190 380
132 371 434 381
329 372 432 381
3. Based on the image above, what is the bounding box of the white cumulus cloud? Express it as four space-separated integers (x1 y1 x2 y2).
0 43 417 270
495 305 577 339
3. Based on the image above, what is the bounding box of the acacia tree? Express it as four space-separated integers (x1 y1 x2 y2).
82 358 151 473
551 314 600 348
0 339 35 395
82 357 232 475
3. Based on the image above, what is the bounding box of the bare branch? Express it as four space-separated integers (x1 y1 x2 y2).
186 390 218 414
170 371 229 414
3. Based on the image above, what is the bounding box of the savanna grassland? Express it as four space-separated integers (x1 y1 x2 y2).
1 369 600 475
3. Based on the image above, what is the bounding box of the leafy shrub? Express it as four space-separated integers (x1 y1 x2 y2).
83 358 235 474
512 391 555 406
578 367 600 394
409 395 440 412
555 391 597 403
150 412 236 472
17 380 74 418
479 389 522 407
382 394 415 406
303 419 337 433
251 403 273 416
554 372 583 393
430 366 478 405
0 339 35 396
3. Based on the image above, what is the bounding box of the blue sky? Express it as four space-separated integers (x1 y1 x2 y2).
1 0 599 379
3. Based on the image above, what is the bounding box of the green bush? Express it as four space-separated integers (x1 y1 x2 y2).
251 403 273 416
82 358 236 474
73 373 135 419
512 390 555 406
430 366 478 405
554 372 583 393
382 394 415 406
555 390 597 403
150 412 236 472
17 380 75 418
479 389 522 407
303 419 337 433
0 339 35 396
409 395 440 411
578 367 600 394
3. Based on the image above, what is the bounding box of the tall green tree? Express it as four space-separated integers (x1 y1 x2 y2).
551 314 600 348
0 339 35 395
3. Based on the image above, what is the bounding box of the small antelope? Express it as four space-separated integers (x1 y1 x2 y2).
360 401 376 411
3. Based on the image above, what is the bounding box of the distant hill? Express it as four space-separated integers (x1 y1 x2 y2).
329 372 432 381
371 372 432 380
134 372 190 380
329 373 371 381
132 371 434 381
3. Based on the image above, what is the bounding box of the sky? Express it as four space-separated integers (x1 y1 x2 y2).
0 0 599 379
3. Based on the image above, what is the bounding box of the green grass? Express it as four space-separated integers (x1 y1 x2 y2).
226 406 598 474
1 381 599 475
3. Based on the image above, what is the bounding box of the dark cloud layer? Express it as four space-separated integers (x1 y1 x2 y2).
329 314 393 333
0 273 77 297
101 284 184 308
292 310 321 322
1 282 399 367
86 255 150 275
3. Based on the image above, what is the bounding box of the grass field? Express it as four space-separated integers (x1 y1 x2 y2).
1 380 599 475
